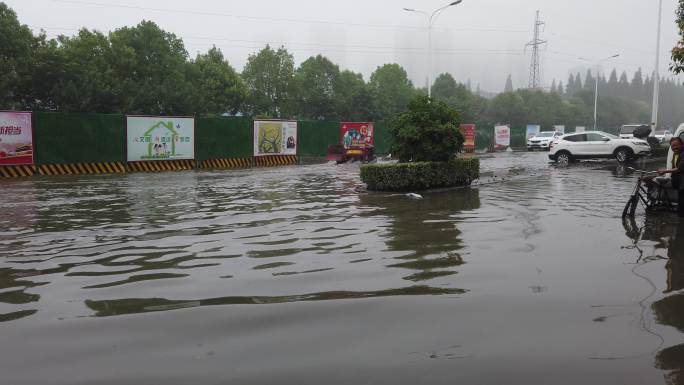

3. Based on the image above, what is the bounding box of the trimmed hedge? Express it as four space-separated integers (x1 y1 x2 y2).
360 158 480 191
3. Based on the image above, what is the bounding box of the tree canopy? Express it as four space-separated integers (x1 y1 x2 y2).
389 95 463 163
673 0 684 73
3 1 684 131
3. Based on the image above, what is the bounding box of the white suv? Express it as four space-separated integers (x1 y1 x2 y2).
619 124 648 139
527 131 563 151
549 131 651 164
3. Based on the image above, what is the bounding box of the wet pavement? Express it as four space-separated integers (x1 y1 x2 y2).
1 152 684 384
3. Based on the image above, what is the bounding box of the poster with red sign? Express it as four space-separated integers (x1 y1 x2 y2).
0 112 33 165
341 122 374 148
495 125 511 150
460 124 476 152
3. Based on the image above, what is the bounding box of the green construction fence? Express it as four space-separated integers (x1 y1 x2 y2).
297 121 339 157
195 117 253 161
374 121 392 155
33 112 125 165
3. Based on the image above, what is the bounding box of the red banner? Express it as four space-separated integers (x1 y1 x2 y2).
341 122 374 148
0 112 33 166
460 124 476 152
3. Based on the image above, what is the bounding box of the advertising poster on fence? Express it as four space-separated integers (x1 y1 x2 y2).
495 125 511 149
341 122 374 148
127 116 195 162
553 125 566 134
0 112 33 166
460 124 476 152
254 120 298 156
526 124 541 140
575 126 586 133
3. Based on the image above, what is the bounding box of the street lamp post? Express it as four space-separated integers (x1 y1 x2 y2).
404 0 463 98
580 54 619 131
651 0 663 132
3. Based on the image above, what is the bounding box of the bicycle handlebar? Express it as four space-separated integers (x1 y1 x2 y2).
627 167 659 175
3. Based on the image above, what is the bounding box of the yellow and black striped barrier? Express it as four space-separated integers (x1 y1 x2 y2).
0 165 37 178
38 162 125 176
253 155 298 167
200 158 252 170
128 160 196 173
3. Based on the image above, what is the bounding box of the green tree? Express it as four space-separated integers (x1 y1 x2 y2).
368 63 415 119
632 68 644 96
562 96 591 127
487 92 526 127
291 54 339 120
0 2 42 109
574 73 583 93
52 29 115 112
189 46 245 115
242 45 294 118
504 74 513 92
673 0 684 73
389 95 463 163
431 73 458 100
108 20 193 115
567 74 576 95
15 35 62 111
519 89 565 129
584 70 595 91
431 73 484 124
334 70 372 121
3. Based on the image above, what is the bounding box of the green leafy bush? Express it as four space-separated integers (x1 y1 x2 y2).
389 95 464 162
360 158 479 191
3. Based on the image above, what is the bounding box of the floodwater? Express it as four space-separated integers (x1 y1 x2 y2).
1 152 684 385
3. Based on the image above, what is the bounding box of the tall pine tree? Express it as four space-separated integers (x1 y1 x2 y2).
567 74 576 95
585 70 596 91
504 74 513 92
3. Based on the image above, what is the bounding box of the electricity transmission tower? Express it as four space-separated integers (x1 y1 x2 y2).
526 10 546 90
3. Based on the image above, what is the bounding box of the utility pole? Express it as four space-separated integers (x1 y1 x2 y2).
404 1 463 98
526 10 546 90
651 0 663 132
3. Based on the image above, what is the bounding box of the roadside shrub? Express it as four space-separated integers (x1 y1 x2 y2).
389 95 464 162
360 158 479 191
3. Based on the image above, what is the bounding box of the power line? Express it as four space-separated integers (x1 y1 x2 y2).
33 25 657 71
31 25 525 55
44 0 529 34
547 32 655 56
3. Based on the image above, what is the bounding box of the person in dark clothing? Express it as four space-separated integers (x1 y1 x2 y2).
658 137 684 217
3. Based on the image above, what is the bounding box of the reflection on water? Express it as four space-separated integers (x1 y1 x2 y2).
5 154 684 385
0 167 481 324
85 285 465 317
624 215 684 384
361 189 480 282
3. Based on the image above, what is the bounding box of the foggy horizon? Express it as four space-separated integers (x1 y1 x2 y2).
5 0 682 93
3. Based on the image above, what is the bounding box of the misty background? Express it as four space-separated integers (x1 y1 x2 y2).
5 0 681 93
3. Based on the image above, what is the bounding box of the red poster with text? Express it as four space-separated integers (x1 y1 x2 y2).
0 112 33 166
460 124 476 152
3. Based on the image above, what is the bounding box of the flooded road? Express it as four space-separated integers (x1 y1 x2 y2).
2 152 684 384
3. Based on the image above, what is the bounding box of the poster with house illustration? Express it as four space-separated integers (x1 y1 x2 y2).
253 120 297 156
127 116 195 162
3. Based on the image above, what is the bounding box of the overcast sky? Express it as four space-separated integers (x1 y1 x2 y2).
5 0 683 93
